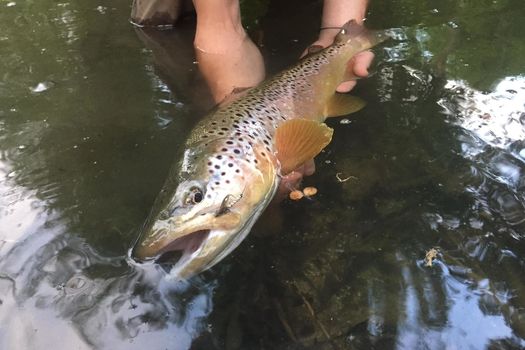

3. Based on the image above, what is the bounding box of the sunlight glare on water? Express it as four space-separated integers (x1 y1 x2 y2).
1 0 525 349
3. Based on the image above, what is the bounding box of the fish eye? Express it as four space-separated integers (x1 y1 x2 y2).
185 186 204 205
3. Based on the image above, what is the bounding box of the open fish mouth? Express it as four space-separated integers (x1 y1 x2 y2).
130 228 211 265
152 229 211 266
158 230 210 257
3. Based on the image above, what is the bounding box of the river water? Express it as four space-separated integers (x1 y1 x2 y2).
1 0 524 349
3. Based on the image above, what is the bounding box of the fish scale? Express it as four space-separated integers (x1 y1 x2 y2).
192 47 341 193
131 21 387 279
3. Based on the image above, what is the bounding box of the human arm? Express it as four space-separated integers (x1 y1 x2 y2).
192 0 265 103
305 0 373 92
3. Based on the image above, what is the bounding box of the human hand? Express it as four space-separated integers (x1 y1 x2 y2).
193 0 265 103
301 30 375 93
277 24 375 198
195 35 265 103
275 160 315 202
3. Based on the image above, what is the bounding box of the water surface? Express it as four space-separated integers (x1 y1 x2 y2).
1 0 525 349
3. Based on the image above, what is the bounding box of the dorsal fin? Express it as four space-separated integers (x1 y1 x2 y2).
217 86 253 108
275 119 333 175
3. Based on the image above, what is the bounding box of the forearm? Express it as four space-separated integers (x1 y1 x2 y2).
321 0 368 27
192 0 264 102
193 0 244 53
317 0 369 46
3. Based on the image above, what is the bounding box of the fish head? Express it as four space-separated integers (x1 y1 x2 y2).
130 138 278 279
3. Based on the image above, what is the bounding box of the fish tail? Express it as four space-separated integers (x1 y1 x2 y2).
335 20 387 49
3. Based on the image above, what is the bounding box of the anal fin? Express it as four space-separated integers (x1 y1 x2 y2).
324 94 366 118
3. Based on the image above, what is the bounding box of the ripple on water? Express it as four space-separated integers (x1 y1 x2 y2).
440 76 525 150
439 76 525 228
1 221 217 349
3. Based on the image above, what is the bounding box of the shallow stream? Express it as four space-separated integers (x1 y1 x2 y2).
1 0 525 349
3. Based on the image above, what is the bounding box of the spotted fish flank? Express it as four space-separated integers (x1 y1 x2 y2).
130 20 387 279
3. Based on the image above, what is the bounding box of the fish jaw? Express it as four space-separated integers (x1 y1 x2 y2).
130 182 277 279
166 187 276 280
130 209 242 262
130 150 279 279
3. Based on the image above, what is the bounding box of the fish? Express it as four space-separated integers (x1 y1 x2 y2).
130 20 387 279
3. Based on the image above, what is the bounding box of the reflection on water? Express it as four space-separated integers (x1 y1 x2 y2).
441 76 525 150
440 76 525 228
1 0 525 349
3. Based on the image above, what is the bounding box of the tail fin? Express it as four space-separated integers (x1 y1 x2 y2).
335 20 387 48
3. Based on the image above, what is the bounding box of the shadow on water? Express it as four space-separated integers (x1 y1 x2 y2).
1 0 525 349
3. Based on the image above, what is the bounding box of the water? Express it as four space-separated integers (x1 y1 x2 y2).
1 0 525 349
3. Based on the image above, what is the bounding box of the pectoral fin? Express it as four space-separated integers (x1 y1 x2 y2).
324 94 366 118
275 119 333 175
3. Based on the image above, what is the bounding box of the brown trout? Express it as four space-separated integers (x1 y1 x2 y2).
131 21 386 279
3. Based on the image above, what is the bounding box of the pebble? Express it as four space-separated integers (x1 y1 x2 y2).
289 190 304 201
303 187 318 197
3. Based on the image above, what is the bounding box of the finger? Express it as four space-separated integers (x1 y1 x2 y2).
303 159 316 176
335 51 375 93
352 50 375 77
278 160 316 191
300 43 325 58
276 171 302 201
281 171 303 189
336 80 357 93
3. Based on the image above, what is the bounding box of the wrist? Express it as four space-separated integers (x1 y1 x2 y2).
321 0 368 27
